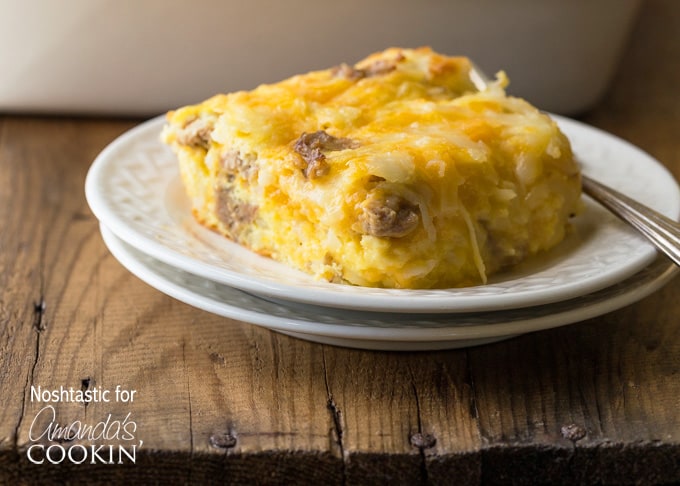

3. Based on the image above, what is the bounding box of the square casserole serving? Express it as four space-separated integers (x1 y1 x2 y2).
161 47 581 289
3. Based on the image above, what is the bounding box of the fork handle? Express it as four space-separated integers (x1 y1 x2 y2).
581 175 680 267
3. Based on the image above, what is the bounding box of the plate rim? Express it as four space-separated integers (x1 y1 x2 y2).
99 224 678 347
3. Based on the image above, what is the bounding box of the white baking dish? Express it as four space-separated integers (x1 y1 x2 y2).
0 0 641 115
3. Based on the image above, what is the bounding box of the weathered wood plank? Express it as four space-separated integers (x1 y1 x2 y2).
320 348 483 483
0 116 45 460
0 118 132 450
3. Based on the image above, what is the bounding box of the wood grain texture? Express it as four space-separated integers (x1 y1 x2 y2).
1 1 680 484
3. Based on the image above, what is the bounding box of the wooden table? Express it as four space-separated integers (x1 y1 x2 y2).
1 2 679 484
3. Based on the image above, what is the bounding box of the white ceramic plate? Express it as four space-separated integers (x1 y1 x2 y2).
85 116 680 313
100 224 678 351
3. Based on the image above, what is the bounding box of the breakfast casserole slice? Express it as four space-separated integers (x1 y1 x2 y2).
161 47 581 289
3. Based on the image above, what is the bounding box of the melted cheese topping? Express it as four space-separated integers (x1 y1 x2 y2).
162 47 582 289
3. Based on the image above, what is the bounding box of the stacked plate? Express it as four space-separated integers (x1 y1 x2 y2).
85 116 680 350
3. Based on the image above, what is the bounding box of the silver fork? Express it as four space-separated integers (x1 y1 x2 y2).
469 63 680 267
581 175 680 266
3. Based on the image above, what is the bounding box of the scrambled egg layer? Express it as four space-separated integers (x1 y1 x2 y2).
162 47 581 289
